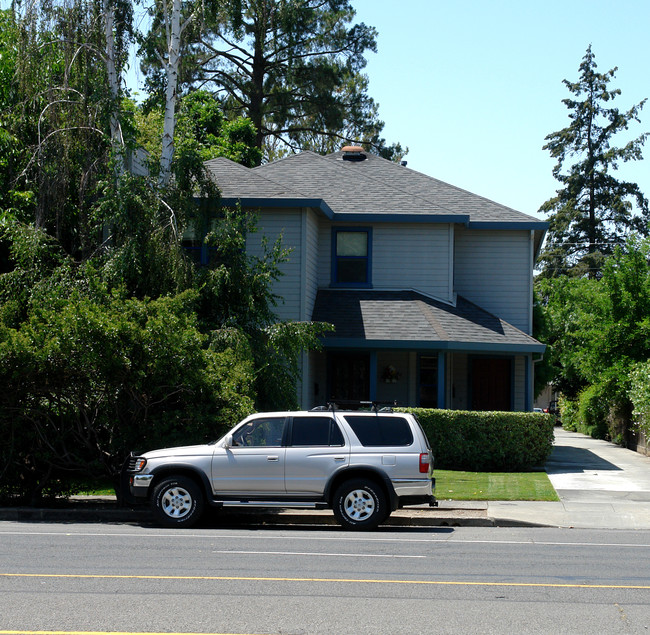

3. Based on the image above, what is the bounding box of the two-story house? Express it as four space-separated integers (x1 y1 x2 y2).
204 146 547 411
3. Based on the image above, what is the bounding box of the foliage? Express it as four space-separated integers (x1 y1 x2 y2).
0 288 255 504
403 409 555 471
557 395 579 432
537 235 650 442
538 45 648 279
575 383 610 439
141 0 404 161
0 10 35 221
535 275 597 399
0 2 333 504
629 361 650 438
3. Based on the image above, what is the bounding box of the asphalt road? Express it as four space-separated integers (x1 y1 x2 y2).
1 521 650 634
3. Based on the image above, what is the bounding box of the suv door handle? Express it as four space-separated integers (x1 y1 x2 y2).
267 456 279 462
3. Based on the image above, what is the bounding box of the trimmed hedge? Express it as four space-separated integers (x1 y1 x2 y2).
402 409 555 471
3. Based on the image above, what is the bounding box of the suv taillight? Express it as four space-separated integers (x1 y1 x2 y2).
419 453 430 474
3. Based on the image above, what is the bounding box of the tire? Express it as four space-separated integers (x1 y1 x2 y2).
151 476 205 528
333 479 387 530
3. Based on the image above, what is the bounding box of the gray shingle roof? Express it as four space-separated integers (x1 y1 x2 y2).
312 289 544 352
204 151 546 226
254 151 453 217
204 157 305 199
322 151 541 224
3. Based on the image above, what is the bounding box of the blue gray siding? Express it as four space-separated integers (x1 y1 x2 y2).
454 228 532 333
246 209 304 322
317 222 453 301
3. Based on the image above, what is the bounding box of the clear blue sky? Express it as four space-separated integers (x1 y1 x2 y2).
352 0 650 219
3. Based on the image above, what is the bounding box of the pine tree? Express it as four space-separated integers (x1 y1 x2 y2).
538 46 648 278
141 0 404 162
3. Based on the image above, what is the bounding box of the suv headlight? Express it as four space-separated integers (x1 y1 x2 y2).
127 456 147 472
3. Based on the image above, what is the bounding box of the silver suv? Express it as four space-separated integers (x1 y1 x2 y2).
125 404 436 530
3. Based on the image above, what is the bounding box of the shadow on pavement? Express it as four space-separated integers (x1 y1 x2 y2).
545 446 621 473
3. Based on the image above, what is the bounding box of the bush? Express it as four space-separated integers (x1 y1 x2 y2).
0 290 256 503
559 395 579 432
629 361 650 439
402 409 555 471
576 383 609 439
560 376 632 443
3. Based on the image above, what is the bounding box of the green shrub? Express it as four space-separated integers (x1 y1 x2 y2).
629 360 650 442
402 409 555 471
559 377 631 442
576 383 609 439
0 290 256 503
559 395 578 431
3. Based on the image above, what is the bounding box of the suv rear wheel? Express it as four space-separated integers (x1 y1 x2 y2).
152 476 204 528
333 479 387 530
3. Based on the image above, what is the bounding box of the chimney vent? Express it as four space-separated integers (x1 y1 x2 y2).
341 145 366 161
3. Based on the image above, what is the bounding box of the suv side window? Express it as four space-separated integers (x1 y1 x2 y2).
231 417 285 447
290 417 345 446
343 415 414 447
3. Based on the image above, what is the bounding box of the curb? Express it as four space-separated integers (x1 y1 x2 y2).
0 502 521 528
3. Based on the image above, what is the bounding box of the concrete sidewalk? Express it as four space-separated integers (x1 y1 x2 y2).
2 428 650 529
488 428 650 529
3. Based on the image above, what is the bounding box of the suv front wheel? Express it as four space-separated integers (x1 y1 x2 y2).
152 476 204 528
333 479 387 530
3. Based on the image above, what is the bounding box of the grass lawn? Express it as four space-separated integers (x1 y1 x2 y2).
436 470 559 502
76 472 559 502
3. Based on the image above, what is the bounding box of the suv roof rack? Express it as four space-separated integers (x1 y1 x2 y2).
310 400 398 413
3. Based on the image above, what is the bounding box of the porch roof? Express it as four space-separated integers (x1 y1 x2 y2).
311 289 545 354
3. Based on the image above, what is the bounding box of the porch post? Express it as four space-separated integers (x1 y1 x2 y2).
369 351 377 401
525 353 532 411
437 352 446 409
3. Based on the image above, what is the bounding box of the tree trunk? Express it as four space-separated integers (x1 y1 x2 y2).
103 0 124 177
249 13 266 149
159 0 183 188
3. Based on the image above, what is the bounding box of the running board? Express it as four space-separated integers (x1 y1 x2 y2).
216 500 328 510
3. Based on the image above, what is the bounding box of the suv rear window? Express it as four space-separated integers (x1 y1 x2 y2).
290 417 345 446
343 415 413 447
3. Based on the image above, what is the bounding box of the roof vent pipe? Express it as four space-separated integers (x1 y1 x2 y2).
341 145 367 161
400 160 407 167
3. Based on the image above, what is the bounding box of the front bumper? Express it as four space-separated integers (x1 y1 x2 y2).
120 454 153 504
130 473 154 497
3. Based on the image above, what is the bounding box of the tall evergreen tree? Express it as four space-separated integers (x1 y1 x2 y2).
141 0 404 162
538 46 649 278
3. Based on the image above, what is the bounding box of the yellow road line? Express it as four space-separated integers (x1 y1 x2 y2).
0 632 256 635
1 572 650 589
0 632 257 635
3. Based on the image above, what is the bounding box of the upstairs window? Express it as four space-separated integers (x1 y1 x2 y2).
181 216 220 266
332 228 372 286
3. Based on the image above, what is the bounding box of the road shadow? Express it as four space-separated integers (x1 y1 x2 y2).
545 446 622 474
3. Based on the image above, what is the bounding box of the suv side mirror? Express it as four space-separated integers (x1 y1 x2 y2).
223 434 233 449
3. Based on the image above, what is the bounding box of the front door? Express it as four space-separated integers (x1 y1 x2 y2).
328 353 370 402
211 416 286 494
471 358 512 411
